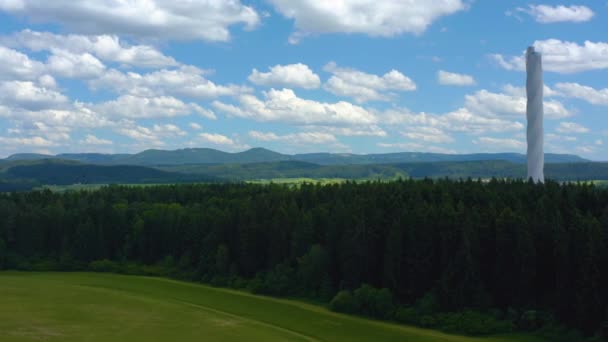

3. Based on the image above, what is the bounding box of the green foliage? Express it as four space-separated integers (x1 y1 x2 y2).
89 259 120 273
0 238 6 269
329 290 357 314
330 284 394 319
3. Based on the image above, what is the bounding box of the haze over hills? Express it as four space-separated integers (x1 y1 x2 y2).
4 147 589 166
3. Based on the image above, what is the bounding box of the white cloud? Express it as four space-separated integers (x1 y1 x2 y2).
377 142 456 154
501 83 560 98
0 135 57 147
90 66 250 99
304 125 387 137
213 88 377 126
0 45 46 80
189 123 202 130
547 133 577 142
595 139 603 146
464 89 571 119
518 5 594 23
198 133 247 149
249 63 320 89
94 95 213 119
555 83 608 105
437 70 476 86
0 80 67 110
249 130 337 144
47 49 105 78
268 0 466 42
116 125 164 146
383 107 524 135
153 124 187 137
80 134 112 145
492 39 608 73
323 62 416 103
556 122 590 134
3 29 177 68
0 1 260 42
401 126 454 144
473 137 525 151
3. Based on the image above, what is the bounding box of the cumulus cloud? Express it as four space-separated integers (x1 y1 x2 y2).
267 0 466 42
383 107 524 136
189 123 202 130
0 135 57 147
556 122 590 134
116 125 163 146
516 5 594 23
94 95 214 119
90 66 250 100
1 42 106 80
401 126 454 144
555 83 608 105
198 133 247 149
323 62 416 103
464 89 571 119
0 80 67 110
0 45 46 80
377 142 456 154
0 0 260 42
437 70 476 86
249 130 337 144
80 134 112 145
304 125 387 137
501 83 560 98
48 50 106 79
2 29 177 68
492 39 608 73
249 63 320 89
473 137 525 151
153 124 187 137
213 88 377 126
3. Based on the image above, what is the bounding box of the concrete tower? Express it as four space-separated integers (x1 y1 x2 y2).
526 46 544 183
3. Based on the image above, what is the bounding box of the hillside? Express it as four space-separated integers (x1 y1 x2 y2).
0 272 539 342
160 160 608 182
2 159 608 191
4 148 589 166
2 160 215 186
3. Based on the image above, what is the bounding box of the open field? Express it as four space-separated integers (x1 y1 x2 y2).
0 272 543 342
247 177 349 185
592 180 608 188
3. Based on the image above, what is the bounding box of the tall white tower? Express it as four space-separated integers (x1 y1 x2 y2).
526 46 544 183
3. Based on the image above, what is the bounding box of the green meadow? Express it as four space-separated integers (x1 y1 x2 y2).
0 272 543 342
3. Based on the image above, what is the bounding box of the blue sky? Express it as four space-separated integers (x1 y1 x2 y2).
0 0 606 160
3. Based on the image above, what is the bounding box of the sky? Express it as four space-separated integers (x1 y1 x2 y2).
0 0 606 160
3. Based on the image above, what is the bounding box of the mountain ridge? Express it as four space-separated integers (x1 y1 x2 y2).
5 147 589 166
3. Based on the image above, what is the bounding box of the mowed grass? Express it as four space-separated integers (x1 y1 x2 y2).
0 272 543 342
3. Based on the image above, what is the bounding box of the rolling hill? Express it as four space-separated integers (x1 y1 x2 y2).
4 148 589 166
0 272 540 342
1 159 215 188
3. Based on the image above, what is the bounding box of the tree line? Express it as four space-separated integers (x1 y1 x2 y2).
0 179 607 339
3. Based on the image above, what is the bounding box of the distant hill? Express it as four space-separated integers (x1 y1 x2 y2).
57 153 132 164
5 153 53 161
121 147 289 165
3 160 215 186
160 160 608 182
1 158 608 191
292 152 587 165
5 148 589 166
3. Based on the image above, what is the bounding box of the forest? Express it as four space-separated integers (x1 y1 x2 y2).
0 179 607 340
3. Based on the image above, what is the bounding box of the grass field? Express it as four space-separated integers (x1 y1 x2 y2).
0 272 543 342
247 178 349 185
